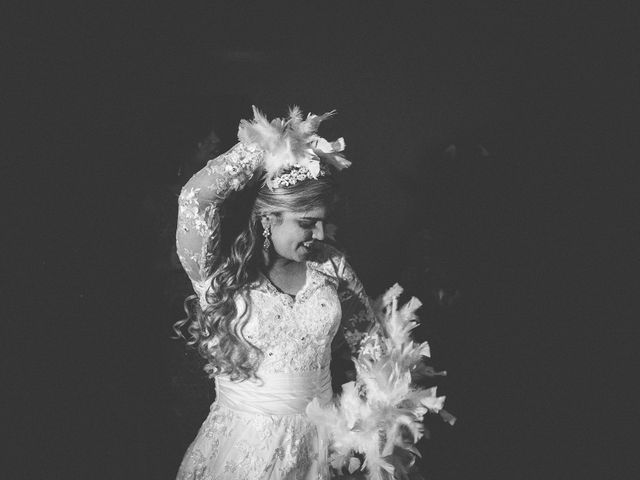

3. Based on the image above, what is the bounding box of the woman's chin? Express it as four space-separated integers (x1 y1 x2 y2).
296 245 313 260
273 245 313 263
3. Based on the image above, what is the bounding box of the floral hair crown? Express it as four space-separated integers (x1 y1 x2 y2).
237 106 351 190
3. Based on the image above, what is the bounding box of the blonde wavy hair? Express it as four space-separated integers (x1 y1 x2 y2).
175 175 339 381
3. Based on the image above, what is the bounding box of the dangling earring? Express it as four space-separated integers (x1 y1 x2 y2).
263 225 271 251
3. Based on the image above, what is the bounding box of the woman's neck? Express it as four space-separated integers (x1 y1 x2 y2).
264 256 301 275
261 256 307 296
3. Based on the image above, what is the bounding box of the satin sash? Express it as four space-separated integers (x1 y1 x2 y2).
215 369 332 477
215 369 332 416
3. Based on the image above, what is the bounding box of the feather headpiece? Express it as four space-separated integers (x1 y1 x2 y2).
237 105 351 189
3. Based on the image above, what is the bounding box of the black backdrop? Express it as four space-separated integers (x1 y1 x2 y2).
8 2 637 479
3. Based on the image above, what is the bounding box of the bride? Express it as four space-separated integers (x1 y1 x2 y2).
174 106 376 479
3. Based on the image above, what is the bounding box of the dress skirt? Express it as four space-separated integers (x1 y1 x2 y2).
176 369 332 480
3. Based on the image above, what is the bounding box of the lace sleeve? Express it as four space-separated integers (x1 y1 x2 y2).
176 143 263 283
336 255 377 356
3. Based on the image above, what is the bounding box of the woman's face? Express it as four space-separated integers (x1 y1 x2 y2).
265 206 328 263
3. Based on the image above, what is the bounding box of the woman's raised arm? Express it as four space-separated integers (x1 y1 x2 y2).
176 143 263 283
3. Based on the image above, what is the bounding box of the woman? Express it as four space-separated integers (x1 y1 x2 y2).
174 107 377 479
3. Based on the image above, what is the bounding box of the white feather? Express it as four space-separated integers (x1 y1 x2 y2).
308 284 452 479
237 105 349 189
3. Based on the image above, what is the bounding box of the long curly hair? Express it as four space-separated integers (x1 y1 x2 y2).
175 175 339 381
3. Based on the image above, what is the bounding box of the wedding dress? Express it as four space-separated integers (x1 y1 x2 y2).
175 245 374 480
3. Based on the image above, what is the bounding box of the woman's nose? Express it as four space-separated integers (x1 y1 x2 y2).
312 222 325 241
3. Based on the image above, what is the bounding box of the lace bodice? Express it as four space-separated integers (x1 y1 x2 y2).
243 266 341 374
189 246 372 376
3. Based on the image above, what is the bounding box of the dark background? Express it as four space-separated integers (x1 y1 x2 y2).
7 1 637 479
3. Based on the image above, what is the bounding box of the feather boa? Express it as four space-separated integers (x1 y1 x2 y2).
237 106 351 189
307 284 454 479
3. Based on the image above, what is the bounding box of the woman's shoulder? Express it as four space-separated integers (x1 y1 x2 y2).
309 242 346 278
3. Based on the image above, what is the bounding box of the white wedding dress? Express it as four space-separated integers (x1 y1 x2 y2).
176 248 373 480
174 149 375 479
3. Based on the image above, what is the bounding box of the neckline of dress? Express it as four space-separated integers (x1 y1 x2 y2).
259 261 315 301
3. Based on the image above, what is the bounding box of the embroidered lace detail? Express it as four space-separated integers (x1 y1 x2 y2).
245 267 342 374
177 404 321 480
176 143 263 283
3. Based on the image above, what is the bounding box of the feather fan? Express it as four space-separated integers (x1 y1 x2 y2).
307 284 453 479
